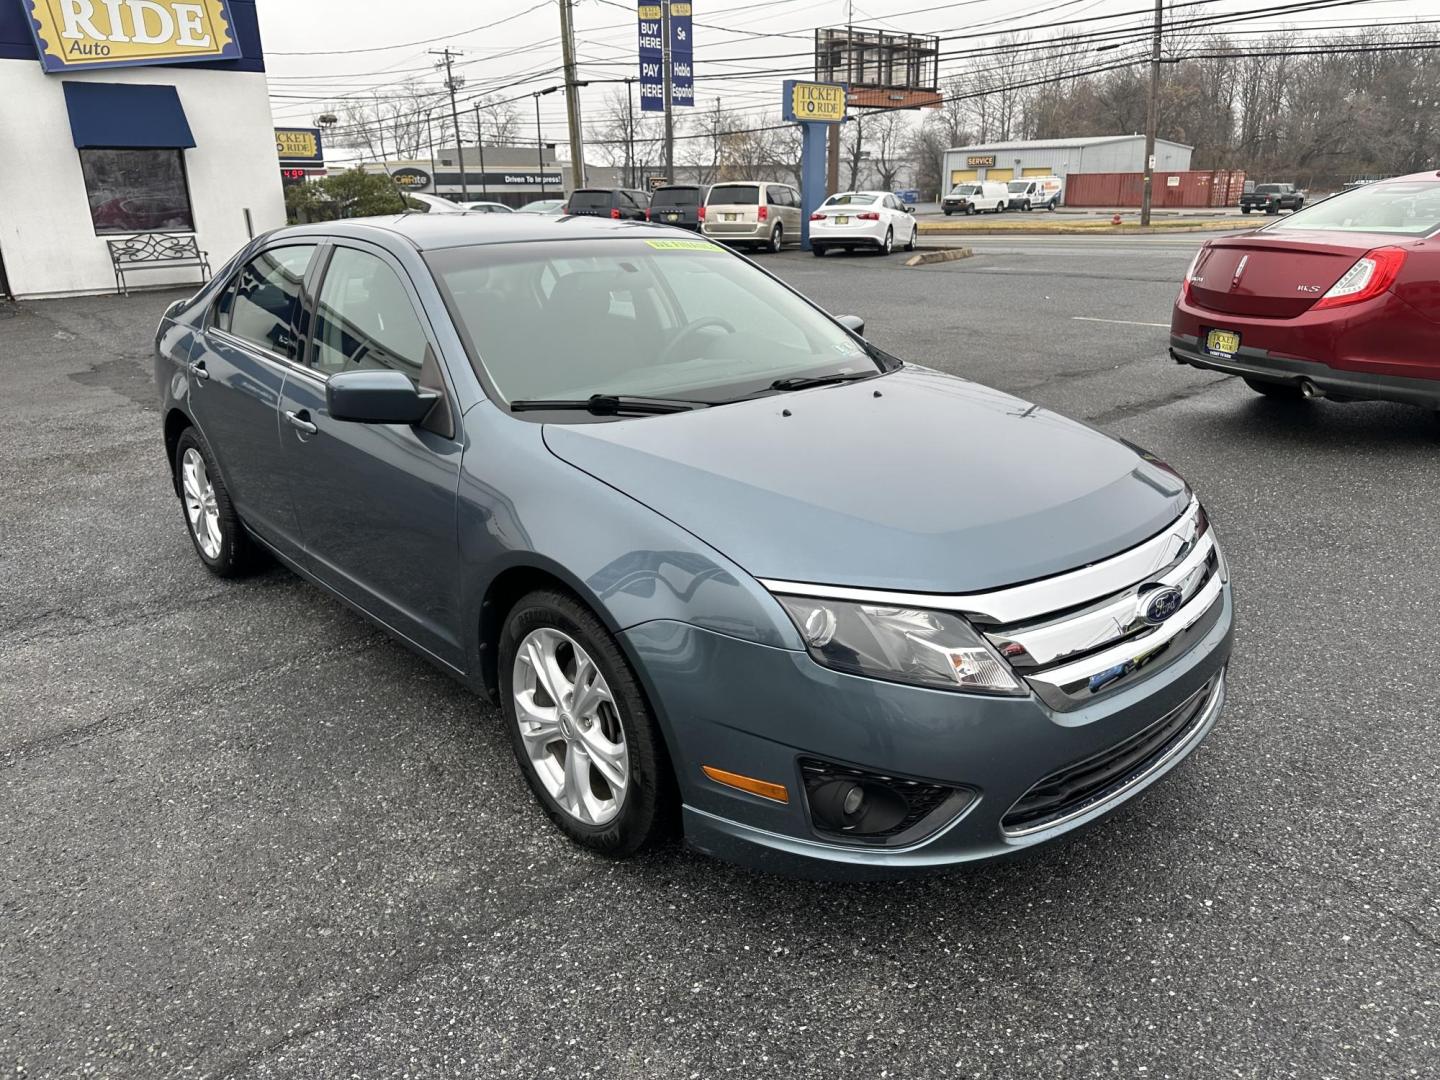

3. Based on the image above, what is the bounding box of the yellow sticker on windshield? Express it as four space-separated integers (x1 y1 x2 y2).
644 239 721 251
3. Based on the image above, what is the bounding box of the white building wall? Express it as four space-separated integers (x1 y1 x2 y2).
0 62 284 299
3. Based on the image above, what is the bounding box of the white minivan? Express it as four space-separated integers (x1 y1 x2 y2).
941 181 1008 215
1006 176 1064 211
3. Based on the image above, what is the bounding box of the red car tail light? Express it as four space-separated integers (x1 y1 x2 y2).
611 208 621 219
645 208 651 220
758 204 768 222
698 205 706 220
1313 247 1407 309
857 211 880 220
1179 246 1206 303
810 212 826 221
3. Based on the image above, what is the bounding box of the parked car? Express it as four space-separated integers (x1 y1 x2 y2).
157 213 1232 877
565 187 650 220
516 198 567 215
809 190 918 256
1239 183 1305 215
942 181 1008 215
461 201 514 214
701 181 802 253
1172 171 1440 411
1006 176 1064 211
647 184 705 231
403 193 466 214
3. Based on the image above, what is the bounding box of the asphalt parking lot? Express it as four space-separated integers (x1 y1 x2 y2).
2 236 1437 1079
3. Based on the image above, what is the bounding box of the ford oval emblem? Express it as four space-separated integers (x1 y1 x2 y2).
1141 587 1184 625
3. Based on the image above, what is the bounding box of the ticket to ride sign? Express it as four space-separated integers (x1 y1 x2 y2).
26 0 241 73
783 81 846 124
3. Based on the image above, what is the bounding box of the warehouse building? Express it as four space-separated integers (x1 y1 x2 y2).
942 135 1194 187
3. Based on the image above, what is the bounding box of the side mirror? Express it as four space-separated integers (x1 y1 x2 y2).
327 369 436 425
905 205 915 214
836 314 865 337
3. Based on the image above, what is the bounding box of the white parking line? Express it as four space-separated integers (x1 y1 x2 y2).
1071 316 1171 328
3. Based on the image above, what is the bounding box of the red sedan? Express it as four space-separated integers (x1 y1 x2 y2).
1171 172 1440 412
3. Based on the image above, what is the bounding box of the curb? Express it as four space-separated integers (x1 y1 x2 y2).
905 247 974 267
916 221 1246 237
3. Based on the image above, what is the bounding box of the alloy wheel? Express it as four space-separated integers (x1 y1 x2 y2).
180 447 222 559
512 627 629 826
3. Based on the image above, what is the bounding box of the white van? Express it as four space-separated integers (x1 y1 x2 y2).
1006 176 1064 211
941 181 1009 215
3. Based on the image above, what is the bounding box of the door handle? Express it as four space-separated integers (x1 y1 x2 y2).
284 409 317 435
188 360 210 381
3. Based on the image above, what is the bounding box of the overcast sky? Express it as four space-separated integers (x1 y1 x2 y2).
259 0 1432 151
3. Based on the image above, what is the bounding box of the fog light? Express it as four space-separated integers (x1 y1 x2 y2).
800 758 976 846
809 778 907 835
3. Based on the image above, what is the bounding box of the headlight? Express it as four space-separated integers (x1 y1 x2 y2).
774 595 1026 695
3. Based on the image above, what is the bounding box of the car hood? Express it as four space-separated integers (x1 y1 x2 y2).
542 367 1190 593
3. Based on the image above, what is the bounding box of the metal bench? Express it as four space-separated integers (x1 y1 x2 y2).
106 234 211 297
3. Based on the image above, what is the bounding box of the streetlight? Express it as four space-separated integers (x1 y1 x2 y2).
534 86 561 197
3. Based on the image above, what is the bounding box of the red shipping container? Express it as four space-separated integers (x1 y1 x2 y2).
1064 170 1245 208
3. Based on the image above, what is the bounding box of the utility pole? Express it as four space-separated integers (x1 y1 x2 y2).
472 101 488 197
662 0 674 179
1140 0 1162 227
534 91 547 197
431 47 469 201
624 78 637 187
558 0 588 190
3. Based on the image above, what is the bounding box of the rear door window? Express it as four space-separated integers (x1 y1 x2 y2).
218 245 316 360
709 184 760 206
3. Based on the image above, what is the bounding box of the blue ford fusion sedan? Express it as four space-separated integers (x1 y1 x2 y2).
154 214 1232 876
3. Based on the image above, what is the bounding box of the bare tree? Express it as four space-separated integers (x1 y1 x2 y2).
473 94 520 145
866 110 912 189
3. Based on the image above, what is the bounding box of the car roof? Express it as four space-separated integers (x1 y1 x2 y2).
273 213 695 252
827 190 886 197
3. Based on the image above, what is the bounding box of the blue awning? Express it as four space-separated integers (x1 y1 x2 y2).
63 82 196 150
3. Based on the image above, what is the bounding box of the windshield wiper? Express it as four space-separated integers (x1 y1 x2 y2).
510 394 707 416
769 371 880 392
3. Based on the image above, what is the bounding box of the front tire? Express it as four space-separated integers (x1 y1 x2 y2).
904 223 917 251
174 427 257 578
499 590 674 858
964 204 974 216
1243 376 1305 399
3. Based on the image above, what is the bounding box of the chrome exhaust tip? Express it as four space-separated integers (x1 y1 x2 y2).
1299 379 1324 399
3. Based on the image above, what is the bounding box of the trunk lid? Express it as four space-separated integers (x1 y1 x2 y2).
1189 231 1377 318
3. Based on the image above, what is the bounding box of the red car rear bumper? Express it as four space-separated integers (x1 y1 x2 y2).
1170 289 1440 407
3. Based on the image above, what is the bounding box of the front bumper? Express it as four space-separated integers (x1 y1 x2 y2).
1170 334 1440 408
624 585 1233 878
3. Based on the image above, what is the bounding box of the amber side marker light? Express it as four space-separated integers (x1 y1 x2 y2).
701 766 789 804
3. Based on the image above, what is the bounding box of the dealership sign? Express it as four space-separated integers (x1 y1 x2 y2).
25 0 241 73
275 127 324 168
391 167 431 190
783 81 846 124
636 1 693 112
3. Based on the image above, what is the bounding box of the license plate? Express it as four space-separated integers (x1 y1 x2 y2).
664 213 678 222
1204 328 1240 358
835 215 849 225
723 213 737 221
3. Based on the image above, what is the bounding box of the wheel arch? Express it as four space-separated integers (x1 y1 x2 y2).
163 407 193 495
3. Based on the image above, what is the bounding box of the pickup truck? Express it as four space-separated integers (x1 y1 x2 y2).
1240 183 1305 215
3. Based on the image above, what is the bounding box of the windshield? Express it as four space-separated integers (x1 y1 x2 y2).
1270 181 1440 236
1007 181 1028 193
652 188 700 208
427 239 876 407
707 184 759 205
823 193 880 206
952 184 979 195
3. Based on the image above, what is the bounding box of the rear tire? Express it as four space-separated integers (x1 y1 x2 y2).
767 224 784 253
1241 207 1252 215
499 589 675 858
174 427 258 578
1243 376 1305 399
812 244 825 257
879 227 893 255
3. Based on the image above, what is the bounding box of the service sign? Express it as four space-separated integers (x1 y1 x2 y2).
275 127 324 167
783 81 846 124
25 0 241 73
966 154 997 168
